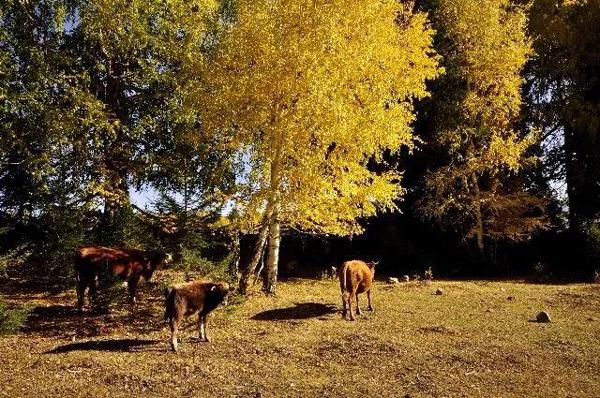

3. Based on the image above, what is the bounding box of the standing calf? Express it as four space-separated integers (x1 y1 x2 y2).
164 281 234 352
338 260 377 321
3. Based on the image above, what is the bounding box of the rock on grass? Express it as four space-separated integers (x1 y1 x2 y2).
536 311 551 323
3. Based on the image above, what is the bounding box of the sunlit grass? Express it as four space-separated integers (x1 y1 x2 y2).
1 273 599 397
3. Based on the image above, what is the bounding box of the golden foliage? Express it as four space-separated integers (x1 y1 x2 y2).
196 0 441 235
419 0 547 241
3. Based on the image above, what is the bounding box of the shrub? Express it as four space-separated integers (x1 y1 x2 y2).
0 301 31 335
92 269 124 314
177 248 230 282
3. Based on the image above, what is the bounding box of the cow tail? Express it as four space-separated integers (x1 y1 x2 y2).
164 287 175 323
339 264 347 293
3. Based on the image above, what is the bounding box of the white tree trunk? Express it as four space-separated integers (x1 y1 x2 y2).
263 207 281 294
263 210 281 294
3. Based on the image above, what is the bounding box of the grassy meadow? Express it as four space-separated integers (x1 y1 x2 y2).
1 272 600 397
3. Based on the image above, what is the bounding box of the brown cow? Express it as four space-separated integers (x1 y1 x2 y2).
75 246 170 311
338 260 378 321
164 280 234 352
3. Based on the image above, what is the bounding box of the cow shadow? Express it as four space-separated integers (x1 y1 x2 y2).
251 302 337 321
47 338 158 353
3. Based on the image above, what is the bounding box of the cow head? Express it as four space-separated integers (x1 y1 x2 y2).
142 250 171 281
211 282 236 306
367 260 379 277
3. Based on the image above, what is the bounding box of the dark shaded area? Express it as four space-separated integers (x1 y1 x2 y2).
251 302 337 321
29 304 78 319
17 281 166 338
0 277 73 297
238 211 598 282
22 303 163 338
47 338 157 353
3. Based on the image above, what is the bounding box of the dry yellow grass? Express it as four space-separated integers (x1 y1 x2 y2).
1 271 600 397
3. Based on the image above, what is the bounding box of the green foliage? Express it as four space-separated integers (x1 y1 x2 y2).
0 0 230 282
176 248 228 282
0 301 31 335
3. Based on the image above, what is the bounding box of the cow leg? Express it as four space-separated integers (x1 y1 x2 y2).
198 314 205 341
170 318 180 352
76 279 87 312
89 275 99 309
367 290 374 312
355 294 362 315
341 293 348 319
128 274 141 305
199 315 211 342
348 292 356 321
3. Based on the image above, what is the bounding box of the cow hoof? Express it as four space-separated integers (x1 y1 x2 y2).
368 307 374 312
356 309 362 315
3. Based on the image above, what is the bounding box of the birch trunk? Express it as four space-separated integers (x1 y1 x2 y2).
471 172 485 256
238 213 271 295
263 207 281 294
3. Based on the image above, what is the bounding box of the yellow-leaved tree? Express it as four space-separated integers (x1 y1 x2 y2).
196 0 441 293
417 0 548 260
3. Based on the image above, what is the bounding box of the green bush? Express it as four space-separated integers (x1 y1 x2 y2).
178 248 229 282
92 269 125 313
0 301 31 335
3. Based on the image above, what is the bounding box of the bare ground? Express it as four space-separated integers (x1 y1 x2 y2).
1 272 600 397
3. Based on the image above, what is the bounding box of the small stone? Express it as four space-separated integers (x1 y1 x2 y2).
500 288 506 292
485 308 494 313
387 277 400 284
435 288 443 295
403 275 410 282
507 296 515 301
536 311 551 323
587 317 595 322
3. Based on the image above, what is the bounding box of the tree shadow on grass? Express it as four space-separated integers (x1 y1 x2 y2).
47 338 158 353
23 303 163 338
251 302 337 321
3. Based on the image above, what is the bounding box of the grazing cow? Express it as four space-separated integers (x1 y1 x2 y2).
75 246 170 310
164 281 234 352
338 260 378 321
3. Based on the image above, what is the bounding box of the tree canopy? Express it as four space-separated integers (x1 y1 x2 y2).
416 0 548 258
1 0 599 287
195 0 441 292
